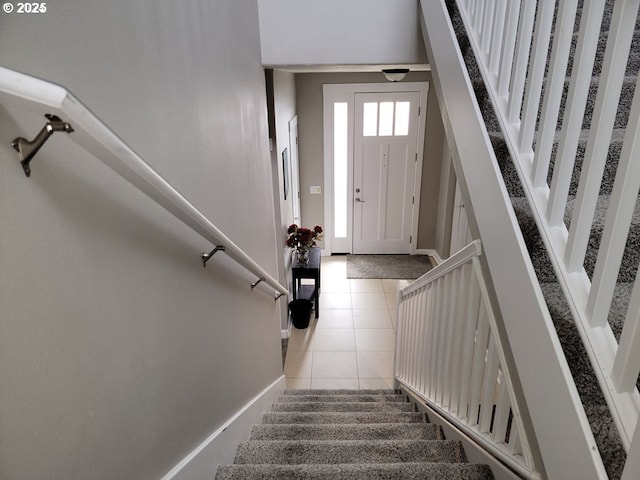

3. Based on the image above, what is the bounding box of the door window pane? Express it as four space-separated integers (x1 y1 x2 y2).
378 102 394 136
362 102 378 137
394 101 410 136
334 102 348 238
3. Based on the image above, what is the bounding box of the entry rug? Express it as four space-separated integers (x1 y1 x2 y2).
346 254 433 279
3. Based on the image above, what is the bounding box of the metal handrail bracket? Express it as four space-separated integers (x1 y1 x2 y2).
0 66 288 298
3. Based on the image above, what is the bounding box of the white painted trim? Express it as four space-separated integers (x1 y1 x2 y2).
418 248 443 264
160 376 285 480
281 328 290 339
323 82 429 255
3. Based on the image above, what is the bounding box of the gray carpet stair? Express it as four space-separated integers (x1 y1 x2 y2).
446 0 634 477
215 389 494 480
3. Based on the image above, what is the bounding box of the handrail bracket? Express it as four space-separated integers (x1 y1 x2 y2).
201 245 226 267
251 278 265 291
12 114 74 177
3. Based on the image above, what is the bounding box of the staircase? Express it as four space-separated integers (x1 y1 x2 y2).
216 389 494 479
445 0 638 477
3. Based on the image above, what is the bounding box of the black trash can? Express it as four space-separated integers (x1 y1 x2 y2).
289 298 312 329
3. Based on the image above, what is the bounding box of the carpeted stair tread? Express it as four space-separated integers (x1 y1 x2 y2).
250 423 443 441
262 411 427 425
271 401 415 413
216 462 494 480
218 385 493 480
233 439 467 465
512 195 640 283
277 394 408 403
284 389 398 396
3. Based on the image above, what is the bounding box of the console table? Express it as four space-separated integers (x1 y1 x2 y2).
292 247 321 318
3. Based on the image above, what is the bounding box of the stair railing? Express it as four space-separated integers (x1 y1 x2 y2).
0 66 288 299
451 0 640 461
417 0 610 477
395 240 539 478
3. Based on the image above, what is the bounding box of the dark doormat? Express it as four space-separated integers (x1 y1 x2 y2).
346 254 433 279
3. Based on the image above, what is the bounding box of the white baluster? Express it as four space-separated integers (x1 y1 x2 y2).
611 265 640 392
587 71 640 327
481 0 496 57
507 0 538 124
437 274 454 404
428 277 443 399
417 287 430 394
622 421 640 480
457 268 482 420
449 263 472 415
565 0 638 270
545 0 607 225
518 0 555 153
532 0 579 192
479 335 500 433
488 0 507 76
492 373 512 443
469 305 491 427
497 0 521 97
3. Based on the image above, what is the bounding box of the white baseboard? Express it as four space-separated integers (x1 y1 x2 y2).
160 375 286 480
281 327 290 339
417 248 443 264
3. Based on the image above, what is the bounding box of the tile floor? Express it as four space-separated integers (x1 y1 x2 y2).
284 255 410 389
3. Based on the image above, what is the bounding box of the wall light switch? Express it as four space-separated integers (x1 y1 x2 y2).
310 186 322 194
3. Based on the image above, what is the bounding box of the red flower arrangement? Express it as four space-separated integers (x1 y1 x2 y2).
286 224 323 262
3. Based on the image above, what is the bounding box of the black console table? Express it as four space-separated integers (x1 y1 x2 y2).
292 247 321 318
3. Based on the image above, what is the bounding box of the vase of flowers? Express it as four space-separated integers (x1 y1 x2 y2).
286 224 323 264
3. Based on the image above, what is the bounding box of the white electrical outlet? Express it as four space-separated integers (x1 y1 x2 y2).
310 186 321 194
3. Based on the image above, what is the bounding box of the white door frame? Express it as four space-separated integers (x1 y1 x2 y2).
288 116 301 225
322 82 429 255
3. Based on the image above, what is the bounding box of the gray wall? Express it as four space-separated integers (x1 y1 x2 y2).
294 71 445 251
0 1 284 479
258 0 427 66
271 69 298 329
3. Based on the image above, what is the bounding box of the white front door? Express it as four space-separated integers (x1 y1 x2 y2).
352 92 421 254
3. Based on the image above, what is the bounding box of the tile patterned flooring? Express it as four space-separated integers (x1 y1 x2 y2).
284 255 410 389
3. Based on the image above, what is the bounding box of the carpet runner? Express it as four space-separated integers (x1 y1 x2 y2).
216 389 494 479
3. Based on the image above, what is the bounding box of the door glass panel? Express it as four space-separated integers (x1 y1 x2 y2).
378 102 394 136
334 102 348 238
394 101 410 136
362 102 378 137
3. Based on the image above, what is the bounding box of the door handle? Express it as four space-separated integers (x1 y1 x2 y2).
355 197 365 203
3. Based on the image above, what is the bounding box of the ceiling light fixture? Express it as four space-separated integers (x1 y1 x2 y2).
382 68 410 82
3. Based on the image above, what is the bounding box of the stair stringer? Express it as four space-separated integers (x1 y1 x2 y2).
399 384 526 480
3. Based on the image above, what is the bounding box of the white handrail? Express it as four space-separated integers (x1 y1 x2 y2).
0 66 288 297
419 1 608 477
396 240 538 478
452 0 640 453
